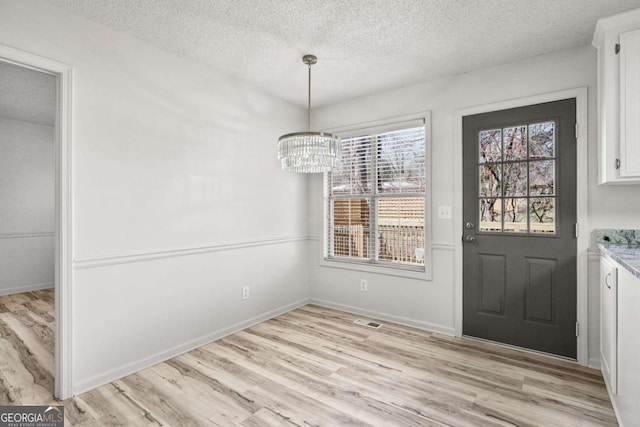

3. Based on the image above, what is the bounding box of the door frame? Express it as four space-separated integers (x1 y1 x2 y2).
0 44 74 398
453 87 589 365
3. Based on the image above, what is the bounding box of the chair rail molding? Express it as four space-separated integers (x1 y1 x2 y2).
73 235 310 269
0 231 55 239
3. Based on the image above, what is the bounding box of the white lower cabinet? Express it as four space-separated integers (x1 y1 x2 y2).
600 256 617 393
601 255 640 427
616 265 640 427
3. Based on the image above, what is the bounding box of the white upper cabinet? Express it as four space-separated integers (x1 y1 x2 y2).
593 9 640 184
620 29 640 178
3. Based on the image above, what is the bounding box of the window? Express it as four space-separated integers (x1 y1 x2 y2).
478 121 557 234
324 118 428 272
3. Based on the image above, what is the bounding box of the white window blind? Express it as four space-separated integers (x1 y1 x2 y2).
325 122 427 271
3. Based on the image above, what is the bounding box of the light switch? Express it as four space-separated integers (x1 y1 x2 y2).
437 205 452 219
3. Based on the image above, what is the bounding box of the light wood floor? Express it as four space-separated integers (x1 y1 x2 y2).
0 289 618 426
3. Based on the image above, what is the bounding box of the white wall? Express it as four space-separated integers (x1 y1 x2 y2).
0 118 54 295
0 0 309 394
308 45 640 366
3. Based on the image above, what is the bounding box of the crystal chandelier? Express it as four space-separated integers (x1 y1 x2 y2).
278 55 341 173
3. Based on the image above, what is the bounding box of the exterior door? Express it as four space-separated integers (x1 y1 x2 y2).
462 99 577 359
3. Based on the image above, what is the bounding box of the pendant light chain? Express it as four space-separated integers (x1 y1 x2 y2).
307 61 312 132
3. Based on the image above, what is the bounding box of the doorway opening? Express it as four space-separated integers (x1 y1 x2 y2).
0 44 73 399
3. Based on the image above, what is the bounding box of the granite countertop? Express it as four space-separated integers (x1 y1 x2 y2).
595 229 640 279
598 243 640 279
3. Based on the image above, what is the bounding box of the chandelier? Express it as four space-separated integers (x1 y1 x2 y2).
277 55 341 173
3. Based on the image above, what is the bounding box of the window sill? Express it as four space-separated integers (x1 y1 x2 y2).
319 257 431 281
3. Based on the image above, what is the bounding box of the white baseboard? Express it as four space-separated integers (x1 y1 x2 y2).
0 282 54 296
309 298 456 337
602 370 623 427
74 298 310 395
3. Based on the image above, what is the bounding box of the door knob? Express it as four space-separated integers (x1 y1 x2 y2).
464 235 475 243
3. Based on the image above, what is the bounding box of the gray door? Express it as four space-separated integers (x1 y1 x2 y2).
462 99 577 359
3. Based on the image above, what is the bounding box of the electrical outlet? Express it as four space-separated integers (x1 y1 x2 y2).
360 279 368 291
242 286 250 300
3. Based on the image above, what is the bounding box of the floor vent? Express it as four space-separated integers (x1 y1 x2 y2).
353 318 383 329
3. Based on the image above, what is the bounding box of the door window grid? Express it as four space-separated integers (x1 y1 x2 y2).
478 121 557 234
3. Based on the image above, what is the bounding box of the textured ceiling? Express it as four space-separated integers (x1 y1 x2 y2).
40 0 640 108
0 61 56 126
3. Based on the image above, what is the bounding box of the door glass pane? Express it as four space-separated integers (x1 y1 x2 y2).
529 122 555 159
477 121 558 236
503 162 527 196
503 198 528 233
479 164 502 197
504 125 527 161
530 197 555 234
479 129 501 163
529 160 555 196
479 198 502 232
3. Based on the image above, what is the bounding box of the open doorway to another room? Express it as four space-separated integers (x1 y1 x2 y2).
0 59 57 402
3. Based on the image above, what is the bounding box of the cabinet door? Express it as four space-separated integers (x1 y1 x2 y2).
600 256 617 393
617 265 640 427
620 28 640 178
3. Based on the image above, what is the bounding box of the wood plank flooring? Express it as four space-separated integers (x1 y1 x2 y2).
0 289 618 426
